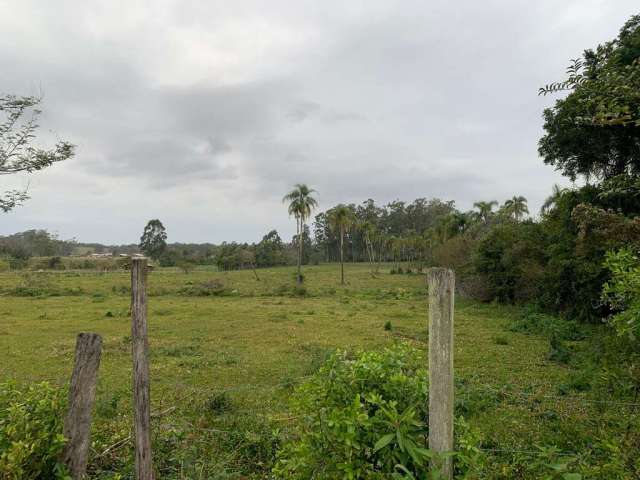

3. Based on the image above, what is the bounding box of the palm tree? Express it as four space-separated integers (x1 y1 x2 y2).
541 184 565 214
473 200 498 223
283 184 318 285
502 195 529 221
358 219 377 275
328 204 354 285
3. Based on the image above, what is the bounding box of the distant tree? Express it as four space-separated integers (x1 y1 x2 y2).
0 229 62 258
255 229 286 267
539 15 640 181
1 95 74 212
240 248 260 280
283 184 318 284
312 212 331 262
328 204 355 285
474 222 548 303
473 200 498 223
541 184 567 214
176 257 196 274
358 219 377 274
502 196 529 221
139 219 167 260
292 224 313 265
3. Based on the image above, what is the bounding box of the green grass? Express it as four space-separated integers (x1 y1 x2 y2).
0 263 631 478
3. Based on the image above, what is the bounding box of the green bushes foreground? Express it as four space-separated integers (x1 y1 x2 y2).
274 344 484 479
4 342 636 478
0 382 69 479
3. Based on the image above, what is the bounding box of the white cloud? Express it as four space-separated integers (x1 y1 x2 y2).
0 0 637 243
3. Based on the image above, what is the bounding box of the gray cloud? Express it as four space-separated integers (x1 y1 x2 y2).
0 0 638 243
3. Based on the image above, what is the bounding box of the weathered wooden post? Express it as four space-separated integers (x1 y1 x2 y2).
427 268 455 479
131 257 154 479
62 332 103 479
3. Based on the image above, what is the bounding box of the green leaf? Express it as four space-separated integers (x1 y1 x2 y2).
375 433 395 452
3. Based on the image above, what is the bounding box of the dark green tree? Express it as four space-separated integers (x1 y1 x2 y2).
139 219 167 260
539 15 640 181
255 230 286 267
1 95 74 212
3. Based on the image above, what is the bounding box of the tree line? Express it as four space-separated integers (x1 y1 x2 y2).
2 13 639 330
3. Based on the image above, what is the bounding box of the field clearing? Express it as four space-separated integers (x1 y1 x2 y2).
0 264 625 477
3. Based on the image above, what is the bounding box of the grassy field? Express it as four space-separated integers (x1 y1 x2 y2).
0 264 633 478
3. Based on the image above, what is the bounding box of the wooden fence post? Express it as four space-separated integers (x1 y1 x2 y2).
131 257 154 479
62 332 103 479
427 268 455 479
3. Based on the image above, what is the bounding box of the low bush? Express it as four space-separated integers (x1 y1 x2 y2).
0 382 69 479
509 306 585 341
273 344 484 479
602 247 640 339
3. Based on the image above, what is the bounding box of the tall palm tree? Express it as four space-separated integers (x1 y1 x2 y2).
502 195 529 221
358 219 377 274
541 184 566 215
283 184 318 285
473 200 498 223
328 204 354 285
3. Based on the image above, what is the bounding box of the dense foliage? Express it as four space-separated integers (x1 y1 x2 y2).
0 382 69 479
274 344 484 479
539 15 640 181
603 248 640 339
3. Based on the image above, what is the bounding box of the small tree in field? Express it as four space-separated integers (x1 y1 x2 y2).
240 248 260 281
1 94 74 212
283 184 318 285
139 219 167 260
328 204 355 285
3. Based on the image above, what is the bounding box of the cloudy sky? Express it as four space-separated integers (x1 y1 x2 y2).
1 1 638 244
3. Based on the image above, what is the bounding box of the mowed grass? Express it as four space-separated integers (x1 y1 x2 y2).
0 264 605 475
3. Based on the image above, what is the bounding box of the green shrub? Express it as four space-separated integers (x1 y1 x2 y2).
509 306 584 341
273 344 483 479
0 381 69 479
47 256 65 270
384 320 393 331
602 247 640 340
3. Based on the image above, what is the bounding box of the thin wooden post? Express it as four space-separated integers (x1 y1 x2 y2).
62 332 103 479
427 268 455 479
131 257 154 479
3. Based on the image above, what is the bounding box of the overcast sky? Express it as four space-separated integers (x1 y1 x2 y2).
1 1 638 244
